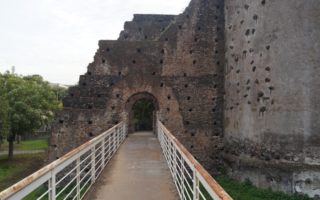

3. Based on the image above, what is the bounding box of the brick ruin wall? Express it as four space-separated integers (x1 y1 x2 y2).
223 0 320 197
49 0 320 197
49 0 225 174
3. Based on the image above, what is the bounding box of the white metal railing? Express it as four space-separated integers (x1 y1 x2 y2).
0 122 127 200
157 120 233 200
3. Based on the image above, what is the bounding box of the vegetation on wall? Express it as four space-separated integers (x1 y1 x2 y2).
216 176 312 200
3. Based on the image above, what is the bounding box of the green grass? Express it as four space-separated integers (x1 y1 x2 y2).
0 153 45 191
0 151 89 200
17 139 48 151
216 176 311 200
0 138 48 151
23 186 48 200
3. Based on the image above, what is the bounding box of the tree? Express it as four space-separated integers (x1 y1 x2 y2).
51 84 67 102
0 72 62 159
0 74 10 149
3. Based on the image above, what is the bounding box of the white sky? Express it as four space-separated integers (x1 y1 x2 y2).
0 0 190 85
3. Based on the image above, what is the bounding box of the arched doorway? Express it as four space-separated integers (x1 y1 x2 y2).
125 92 159 133
132 99 155 131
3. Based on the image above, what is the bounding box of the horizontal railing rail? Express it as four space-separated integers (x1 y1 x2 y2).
157 120 233 200
0 122 127 200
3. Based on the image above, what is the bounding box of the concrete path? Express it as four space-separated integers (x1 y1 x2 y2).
84 131 178 200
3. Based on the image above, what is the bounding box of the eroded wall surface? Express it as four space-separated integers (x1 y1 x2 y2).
223 0 320 197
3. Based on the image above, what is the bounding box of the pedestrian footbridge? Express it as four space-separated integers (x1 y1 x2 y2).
0 121 232 200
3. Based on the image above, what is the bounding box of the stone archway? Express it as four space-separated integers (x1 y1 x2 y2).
125 92 159 133
49 1 222 177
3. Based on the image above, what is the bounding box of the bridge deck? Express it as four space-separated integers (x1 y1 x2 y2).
84 131 178 200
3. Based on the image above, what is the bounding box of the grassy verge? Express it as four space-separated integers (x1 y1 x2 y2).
0 152 89 200
0 139 48 151
216 176 311 200
0 153 46 191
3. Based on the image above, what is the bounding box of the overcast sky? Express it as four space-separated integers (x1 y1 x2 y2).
0 0 190 85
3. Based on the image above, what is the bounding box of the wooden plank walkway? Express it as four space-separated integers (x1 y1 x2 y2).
84 131 178 200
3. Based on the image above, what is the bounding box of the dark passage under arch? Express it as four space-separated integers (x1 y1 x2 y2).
125 92 159 133
132 98 155 131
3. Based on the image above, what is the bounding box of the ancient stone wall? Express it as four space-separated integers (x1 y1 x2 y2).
223 0 320 197
49 0 225 174
49 0 320 197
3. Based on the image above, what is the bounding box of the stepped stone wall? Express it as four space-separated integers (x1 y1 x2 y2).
49 0 225 174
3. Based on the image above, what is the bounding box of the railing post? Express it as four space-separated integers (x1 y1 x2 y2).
117 127 120 147
118 126 121 146
157 121 161 142
178 147 185 199
123 123 126 141
76 157 80 200
49 170 56 200
172 145 177 178
124 123 128 138
171 142 175 174
122 125 124 140
108 134 112 160
193 170 200 200
91 145 96 184
114 127 118 148
117 127 119 144
119 125 123 142
48 175 51 200
102 137 106 167
113 131 117 153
